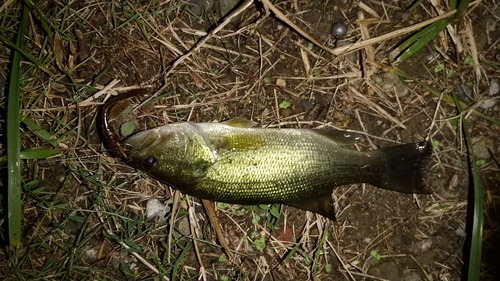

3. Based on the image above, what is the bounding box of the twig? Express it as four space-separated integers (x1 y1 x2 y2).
202 199 236 261
79 79 121 105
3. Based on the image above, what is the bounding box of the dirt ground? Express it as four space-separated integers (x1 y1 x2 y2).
0 0 499 280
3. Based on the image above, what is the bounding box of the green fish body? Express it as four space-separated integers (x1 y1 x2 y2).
122 121 431 219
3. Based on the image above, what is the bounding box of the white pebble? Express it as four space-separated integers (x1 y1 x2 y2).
146 197 169 221
478 97 497 109
489 79 499 96
455 227 466 237
262 108 270 116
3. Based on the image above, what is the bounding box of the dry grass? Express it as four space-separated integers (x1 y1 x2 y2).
0 0 499 280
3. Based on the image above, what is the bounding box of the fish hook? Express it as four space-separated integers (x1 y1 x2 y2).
98 89 149 159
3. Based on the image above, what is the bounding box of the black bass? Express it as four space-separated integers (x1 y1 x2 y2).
122 124 432 220
99 91 431 220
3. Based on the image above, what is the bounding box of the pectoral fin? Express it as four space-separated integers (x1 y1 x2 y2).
287 194 336 220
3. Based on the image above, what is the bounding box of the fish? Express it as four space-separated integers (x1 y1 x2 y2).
122 122 431 220
100 91 432 220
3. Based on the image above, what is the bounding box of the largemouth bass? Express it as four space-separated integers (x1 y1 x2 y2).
100 91 431 220
123 123 431 220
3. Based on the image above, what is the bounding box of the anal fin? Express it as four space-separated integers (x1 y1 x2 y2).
287 194 336 221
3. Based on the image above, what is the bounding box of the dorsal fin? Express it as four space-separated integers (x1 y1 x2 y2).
222 119 258 128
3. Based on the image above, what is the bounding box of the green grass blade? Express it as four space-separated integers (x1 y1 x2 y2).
395 0 470 61
449 0 458 10
451 92 483 281
7 2 30 246
0 34 53 76
407 0 425 12
312 228 328 277
21 117 59 147
456 0 470 18
397 18 454 62
25 0 53 38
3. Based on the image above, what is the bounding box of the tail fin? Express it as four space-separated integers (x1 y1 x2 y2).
372 141 432 194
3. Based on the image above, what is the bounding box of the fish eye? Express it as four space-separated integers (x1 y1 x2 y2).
143 156 157 168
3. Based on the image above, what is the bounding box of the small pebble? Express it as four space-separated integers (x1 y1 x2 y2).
368 262 402 281
415 251 437 265
261 108 270 117
276 78 286 88
455 83 473 103
472 136 495 160
146 197 170 221
372 72 409 97
449 220 461 230
478 97 497 109
403 269 424 281
401 12 410 22
50 81 68 93
336 39 357 63
406 239 432 255
83 246 98 262
455 227 466 237
489 79 499 96
300 99 314 111
280 108 293 118
486 18 497 32
394 82 409 97
425 52 436 61
238 107 248 114
433 236 448 248
177 216 191 236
